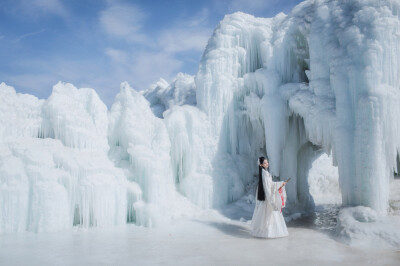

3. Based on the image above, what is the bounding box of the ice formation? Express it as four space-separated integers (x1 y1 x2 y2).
143 73 196 118
335 206 400 249
1 0 400 234
194 0 400 214
0 83 127 233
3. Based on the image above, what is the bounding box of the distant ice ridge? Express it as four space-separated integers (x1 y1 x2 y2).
142 73 196 118
1 0 400 234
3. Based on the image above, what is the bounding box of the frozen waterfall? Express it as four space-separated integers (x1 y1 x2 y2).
195 0 400 214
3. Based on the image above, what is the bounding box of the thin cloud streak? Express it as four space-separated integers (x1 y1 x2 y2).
99 2 148 44
13 29 46 43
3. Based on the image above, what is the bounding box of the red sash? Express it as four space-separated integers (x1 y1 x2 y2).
278 187 285 213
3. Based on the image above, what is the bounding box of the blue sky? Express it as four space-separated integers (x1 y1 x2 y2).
0 0 303 106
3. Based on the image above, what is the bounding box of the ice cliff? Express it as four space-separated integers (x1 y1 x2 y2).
1 0 400 234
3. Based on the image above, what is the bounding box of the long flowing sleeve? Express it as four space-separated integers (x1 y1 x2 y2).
262 169 284 210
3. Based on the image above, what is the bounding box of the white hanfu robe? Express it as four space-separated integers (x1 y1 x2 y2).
250 168 288 238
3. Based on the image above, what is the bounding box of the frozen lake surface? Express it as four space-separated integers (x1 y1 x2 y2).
1 205 399 266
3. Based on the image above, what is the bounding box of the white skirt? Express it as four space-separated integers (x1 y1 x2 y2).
250 199 288 238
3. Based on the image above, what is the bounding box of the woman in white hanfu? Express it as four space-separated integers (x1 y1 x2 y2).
251 157 288 238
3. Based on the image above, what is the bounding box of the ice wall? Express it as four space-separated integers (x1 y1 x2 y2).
108 82 180 226
164 105 216 208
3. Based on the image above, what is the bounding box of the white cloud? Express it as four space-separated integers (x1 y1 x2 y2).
2 57 122 106
158 9 212 53
100 3 148 43
19 0 68 18
130 51 183 89
230 0 273 11
105 48 129 65
33 0 67 16
105 48 183 90
212 0 282 16
186 8 210 27
159 27 210 53
101 7 212 91
4 73 58 96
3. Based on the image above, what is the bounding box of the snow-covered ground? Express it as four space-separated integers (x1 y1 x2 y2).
1 208 399 266
333 177 400 250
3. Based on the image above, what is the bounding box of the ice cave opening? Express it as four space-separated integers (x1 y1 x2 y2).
307 150 341 207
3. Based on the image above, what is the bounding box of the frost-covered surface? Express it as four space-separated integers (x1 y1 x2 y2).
1 0 400 240
335 206 400 249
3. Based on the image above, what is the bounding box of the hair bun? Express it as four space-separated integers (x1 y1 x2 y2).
258 156 265 166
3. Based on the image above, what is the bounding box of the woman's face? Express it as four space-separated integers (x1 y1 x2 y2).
261 159 269 168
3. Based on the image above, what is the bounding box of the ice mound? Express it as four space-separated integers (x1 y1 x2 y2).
41 82 109 151
0 82 43 139
335 206 400 249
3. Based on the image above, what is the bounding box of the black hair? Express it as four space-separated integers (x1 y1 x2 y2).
257 156 266 201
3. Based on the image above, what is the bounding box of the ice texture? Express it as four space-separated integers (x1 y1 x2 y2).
1 0 400 234
143 73 196 118
108 82 178 226
0 83 127 234
335 206 400 249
